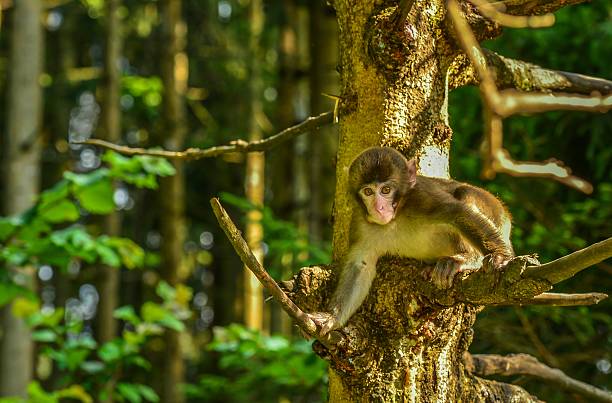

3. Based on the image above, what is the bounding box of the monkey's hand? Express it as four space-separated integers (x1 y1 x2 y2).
307 312 338 337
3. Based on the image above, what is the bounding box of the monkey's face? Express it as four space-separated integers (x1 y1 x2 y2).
358 181 399 225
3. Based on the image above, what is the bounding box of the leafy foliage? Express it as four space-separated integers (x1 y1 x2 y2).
185 324 327 403
0 151 175 306
2 281 190 403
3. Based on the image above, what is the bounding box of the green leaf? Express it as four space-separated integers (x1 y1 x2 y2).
114 306 141 325
140 302 185 331
39 200 79 223
101 237 144 269
99 341 121 363
117 383 142 403
140 302 167 323
38 180 70 211
65 349 90 371
155 281 175 301
56 384 93 403
0 217 20 241
94 242 121 267
135 384 159 402
31 330 57 343
0 282 35 307
74 177 114 214
139 156 176 177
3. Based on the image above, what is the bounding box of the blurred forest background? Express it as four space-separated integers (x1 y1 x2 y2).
0 0 610 402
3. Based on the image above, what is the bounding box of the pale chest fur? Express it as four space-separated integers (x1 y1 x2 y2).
354 217 465 262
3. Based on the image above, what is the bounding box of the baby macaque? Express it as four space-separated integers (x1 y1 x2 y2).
310 147 513 335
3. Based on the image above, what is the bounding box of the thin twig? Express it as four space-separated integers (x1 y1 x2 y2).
524 237 612 284
464 353 612 402
210 197 335 348
493 292 608 306
75 111 334 160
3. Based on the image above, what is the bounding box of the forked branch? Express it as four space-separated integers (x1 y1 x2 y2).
464 353 612 402
74 111 334 160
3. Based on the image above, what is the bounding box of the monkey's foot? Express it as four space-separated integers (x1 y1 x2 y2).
428 257 476 289
307 312 338 337
483 253 512 271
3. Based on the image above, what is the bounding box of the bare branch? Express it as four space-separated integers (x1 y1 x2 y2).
494 89 612 117
468 0 554 28
210 198 336 348
75 111 334 160
484 147 593 194
464 353 612 403
493 292 608 306
450 51 612 95
524 237 612 284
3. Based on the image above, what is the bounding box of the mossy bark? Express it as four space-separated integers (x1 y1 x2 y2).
317 0 542 400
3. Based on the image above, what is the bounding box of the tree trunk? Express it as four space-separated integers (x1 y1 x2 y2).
293 0 541 400
0 0 43 396
96 0 123 346
243 0 265 331
158 0 187 401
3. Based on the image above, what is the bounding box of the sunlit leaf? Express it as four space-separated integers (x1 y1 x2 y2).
117 383 142 403
99 341 122 363
39 200 79 223
73 176 114 214
0 283 35 307
32 330 57 343
56 384 93 403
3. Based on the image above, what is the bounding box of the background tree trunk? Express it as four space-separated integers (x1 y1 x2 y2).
96 0 123 346
243 0 265 331
158 0 188 401
308 1 339 245
0 0 44 396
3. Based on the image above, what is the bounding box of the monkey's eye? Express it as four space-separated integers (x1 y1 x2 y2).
363 188 374 196
381 185 391 194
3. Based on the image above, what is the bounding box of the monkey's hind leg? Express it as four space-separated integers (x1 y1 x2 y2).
429 253 483 289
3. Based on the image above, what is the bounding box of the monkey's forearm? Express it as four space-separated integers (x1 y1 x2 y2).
330 258 378 328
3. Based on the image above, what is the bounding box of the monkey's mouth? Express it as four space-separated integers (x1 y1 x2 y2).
367 210 395 225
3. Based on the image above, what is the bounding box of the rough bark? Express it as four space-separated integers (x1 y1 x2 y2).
0 0 43 396
158 0 187 401
288 263 540 402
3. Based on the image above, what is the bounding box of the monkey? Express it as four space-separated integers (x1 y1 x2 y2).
309 147 514 336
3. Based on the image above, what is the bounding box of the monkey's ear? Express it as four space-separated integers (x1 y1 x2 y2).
406 159 417 187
